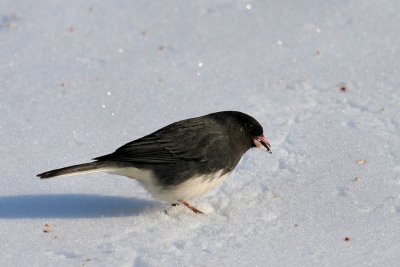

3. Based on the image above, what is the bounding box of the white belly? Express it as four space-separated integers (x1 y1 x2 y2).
158 170 230 201
107 167 230 202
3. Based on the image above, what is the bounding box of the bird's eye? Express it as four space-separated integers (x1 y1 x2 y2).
245 123 254 131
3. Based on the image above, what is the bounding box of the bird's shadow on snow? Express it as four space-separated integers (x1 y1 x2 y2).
0 194 158 219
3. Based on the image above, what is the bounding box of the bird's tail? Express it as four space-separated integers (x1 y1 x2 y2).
37 161 119 179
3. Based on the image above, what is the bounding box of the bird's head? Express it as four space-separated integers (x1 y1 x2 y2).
216 111 272 154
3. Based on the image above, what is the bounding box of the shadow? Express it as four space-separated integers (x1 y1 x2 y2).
0 194 159 219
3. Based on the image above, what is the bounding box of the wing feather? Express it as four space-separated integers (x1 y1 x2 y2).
94 117 224 165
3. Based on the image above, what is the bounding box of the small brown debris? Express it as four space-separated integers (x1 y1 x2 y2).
340 85 348 92
354 176 361 182
60 81 67 87
315 50 321 56
11 12 20 19
344 237 350 241
68 26 75 32
6 22 15 29
159 46 165 51
82 257 92 266
43 223 51 233
356 159 366 165
272 193 281 200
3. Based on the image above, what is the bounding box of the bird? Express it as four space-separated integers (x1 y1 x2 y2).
37 111 271 214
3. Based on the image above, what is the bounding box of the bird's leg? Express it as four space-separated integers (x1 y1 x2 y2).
164 203 180 214
179 200 204 214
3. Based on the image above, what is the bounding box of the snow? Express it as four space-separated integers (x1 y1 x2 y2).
1 0 399 266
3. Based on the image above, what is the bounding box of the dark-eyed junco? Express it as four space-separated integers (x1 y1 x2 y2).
38 111 271 214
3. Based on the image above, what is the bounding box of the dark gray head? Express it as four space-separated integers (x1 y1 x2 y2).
209 111 271 153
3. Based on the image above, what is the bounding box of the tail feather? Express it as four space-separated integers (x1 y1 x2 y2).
37 161 118 179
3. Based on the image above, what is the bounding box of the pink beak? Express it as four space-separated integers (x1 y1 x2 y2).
253 134 271 154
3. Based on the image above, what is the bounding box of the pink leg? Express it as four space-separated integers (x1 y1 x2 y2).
179 200 204 214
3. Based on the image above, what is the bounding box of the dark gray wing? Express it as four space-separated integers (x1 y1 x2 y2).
93 117 225 165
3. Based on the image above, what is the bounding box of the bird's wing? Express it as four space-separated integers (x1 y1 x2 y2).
94 118 224 165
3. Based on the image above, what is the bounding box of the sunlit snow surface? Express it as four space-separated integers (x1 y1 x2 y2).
1 1 400 266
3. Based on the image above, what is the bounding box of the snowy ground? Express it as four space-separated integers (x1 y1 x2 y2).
1 0 399 266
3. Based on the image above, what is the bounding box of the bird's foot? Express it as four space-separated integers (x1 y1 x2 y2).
164 203 180 214
179 200 204 214
164 201 203 214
